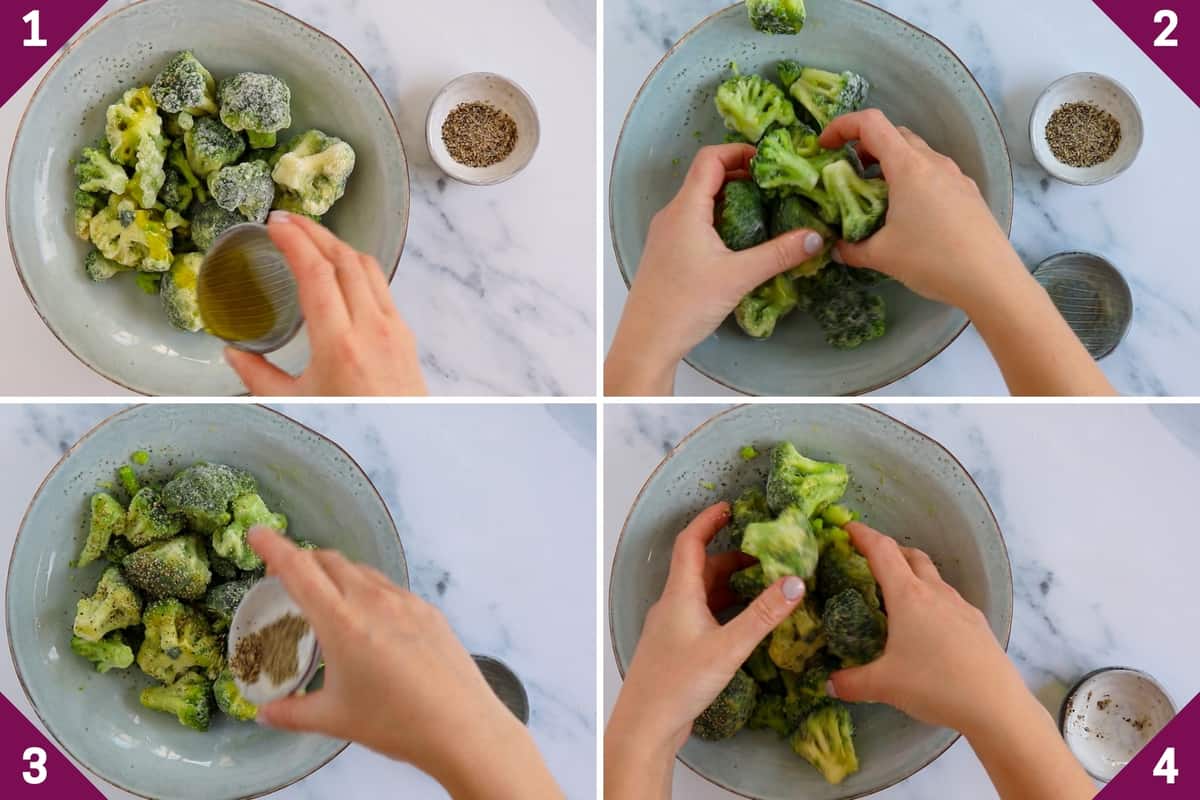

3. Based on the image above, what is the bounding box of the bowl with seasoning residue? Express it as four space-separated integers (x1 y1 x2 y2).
426 72 540 186
1030 72 1143 186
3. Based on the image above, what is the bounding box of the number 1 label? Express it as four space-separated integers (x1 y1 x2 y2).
23 9 47 47
1155 9 1180 47
1153 746 1180 785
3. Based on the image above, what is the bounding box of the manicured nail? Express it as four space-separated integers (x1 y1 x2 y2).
268 210 292 225
804 232 824 255
825 680 838 699
830 244 846 264
782 576 806 601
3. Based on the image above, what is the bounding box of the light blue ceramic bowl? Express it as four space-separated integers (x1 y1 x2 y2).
610 405 1012 799
610 1 1014 396
7 0 410 396
7 405 408 800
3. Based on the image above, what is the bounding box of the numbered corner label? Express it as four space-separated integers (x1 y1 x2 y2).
22 746 48 785
1154 9 1180 48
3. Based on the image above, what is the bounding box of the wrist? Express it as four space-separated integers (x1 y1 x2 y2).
955 248 1031 320
956 666 1040 741
605 706 678 798
427 707 558 799
605 324 679 396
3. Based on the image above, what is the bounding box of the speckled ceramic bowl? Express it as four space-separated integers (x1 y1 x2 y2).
7 0 410 396
7 405 409 800
426 73 541 185
610 0 1014 396
1030 73 1143 186
610 405 1012 799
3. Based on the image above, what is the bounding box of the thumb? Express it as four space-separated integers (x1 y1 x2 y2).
257 689 331 733
828 662 885 705
733 230 827 290
834 235 887 271
718 576 807 661
225 348 299 396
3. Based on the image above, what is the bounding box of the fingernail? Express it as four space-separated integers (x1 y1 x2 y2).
782 576 806 601
268 210 292 225
825 680 838 699
830 244 847 264
804 232 825 255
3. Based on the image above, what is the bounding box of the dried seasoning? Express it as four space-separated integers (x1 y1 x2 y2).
1045 102 1122 168
231 613 309 684
442 102 518 168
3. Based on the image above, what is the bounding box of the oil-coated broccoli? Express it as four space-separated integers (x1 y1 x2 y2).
742 506 819 583
770 194 835 279
791 702 860 784
125 487 184 547
204 576 255 632
270 130 356 217
162 253 205 333
747 694 792 736
168 139 206 202
75 492 126 568
714 74 796 144
747 0 807 35
73 566 143 642
768 597 825 671
71 631 135 673
75 191 102 241
821 504 858 528
140 670 212 731
136 597 222 683
788 68 870 131
822 159 888 242
117 464 140 496
715 179 768 252
730 563 768 602
189 199 243 251
735 274 800 339
75 145 129 195
750 127 822 192
781 657 836 725
105 88 163 165
208 160 274 223
270 189 323 222
817 538 881 609
730 485 771 547
150 52 218 117
823 588 886 666
777 59 803 91
104 535 136 565
693 669 758 740
162 463 258 533
213 666 258 720
89 195 173 272
122 534 212 600
744 638 780 684
185 116 246 178
159 168 194 214
218 73 292 149
212 493 286 571
764 442 850 517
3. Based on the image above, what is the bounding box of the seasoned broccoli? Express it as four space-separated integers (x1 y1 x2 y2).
735 274 800 339
204 576 255 632
747 694 792 736
270 130 356 217
137 597 223 683
693 669 758 740
750 127 822 192
788 68 870 131
212 493 286 571
185 116 246 177
781 657 836 725
125 487 185 547
75 190 102 241
814 522 851 555
768 597 826 671
140 670 212 731
150 51 218 117
817 538 881 610
764 442 850 517
162 253 205 333
823 588 887 666
189 199 243 251
744 638 780 684
127 134 168 210
715 179 768 252
89 196 173 272
821 504 858 528
730 563 768 602
122 535 211 600
73 566 143 642
791 702 860 784
208 160 274 223
747 0 806 35
117 464 140 496
218 73 292 149
714 74 796 144
730 486 771 547
75 492 126 568
162 463 258 533
75 145 129 195
777 59 803 91
104 535 136 565
770 194 835 279
810 283 887 350
742 507 819 583
823 159 888 242
71 631 135 673
213 666 257 720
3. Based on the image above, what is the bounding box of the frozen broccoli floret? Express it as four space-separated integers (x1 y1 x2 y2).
735 274 800 339
75 145 129 195
764 442 850 517
75 190 103 241
137 597 223 683
715 179 768 252
140 671 212 732
212 493 286 571
159 168 194 214
168 139 206 202
822 159 889 242
781 656 837 726
271 189 322 222
748 694 792 736
162 253 205 333
823 588 887 667
213 666 257 721
71 631 135 673
122 534 212 600
791 702 859 784
105 87 163 166
125 486 185 547
204 576 255 632
185 116 246 178
83 249 127 282
693 669 758 741
770 194 835 279
714 73 796 144
162 463 258 533
164 110 195 139
806 274 888 350
89 195 173 272
730 563 768 602
208 160 274 223
744 638 780 684
75 492 126 568
768 597 826 671
270 130 356 217
218 72 292 149
729 486 771 548
73 566 143 642
777 60 803 91
751 127 823 192
789 68 870 131
128 135 168 210
741 507 820 583
150 51 218 117
748 0 806 35
817 537 881 611
189 199 243 251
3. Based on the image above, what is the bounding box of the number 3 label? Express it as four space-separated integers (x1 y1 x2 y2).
22 9 48 47
1154 746 1180 785
22 746 47 785
1155 9 1180 47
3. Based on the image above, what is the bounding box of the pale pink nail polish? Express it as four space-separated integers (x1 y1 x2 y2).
825 680 839 699
268 210 292 225
782 576 806 601
804 232 824 255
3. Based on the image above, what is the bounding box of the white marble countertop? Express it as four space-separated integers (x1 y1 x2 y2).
0 0 596 396
604 0 1200 396
604 403 1200 797
0 403 597 799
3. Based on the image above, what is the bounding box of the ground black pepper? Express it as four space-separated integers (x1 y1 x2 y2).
442 102 518 168
231 613 309 684
1045 102 1122 168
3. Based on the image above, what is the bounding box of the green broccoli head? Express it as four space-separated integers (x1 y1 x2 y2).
162 463 258 533
188 199 244 252
208 160 275 223
817 537 881 609
73 566 143 642
204 576 256 632
764 442 850 517
159 168 195 214
75 190 102 241
735 274 800 339
270 130 356 217
122 535 212 600
693 669 759 740
777 59 803 91
213 666 258 721
75 145 129 195
715 179 768 252
104 535 136 565
768 597 826 671
714 74 797 144
788 68 870 131
812 284 886 350
750 127 822 192
125 486 185 547
820 504 858 528
212 493 286 571
790 701 860 784
88 196 173 272
793 181 842 226
823 588 887 667
140 670 213 731
747 0 807 35
162 253 205 333
185 116 246 178
747 694 792 736
822 159 888 242
742 506 820 584
729 563 768 602
137 597 223 683
70 631 135 673
744 638 780 684
218 73 292 149
781 656 837 726
127 130 168 210
105 87 164 166
168 139 206 201
729 485 771 547
75 492 126 568
770 194 835 279
150 51 218 117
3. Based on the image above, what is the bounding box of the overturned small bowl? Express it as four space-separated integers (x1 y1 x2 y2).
1060 667 1176 781
426 72 540 186
1030 72 1144 186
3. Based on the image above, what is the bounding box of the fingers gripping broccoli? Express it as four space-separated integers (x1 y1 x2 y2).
768 598 826 671
126 486 185 547
747 0 807 35
122 535 212 600
185 116 246 178
817 538 881 609
89 195 173 272
735 274 800 339
788 68 870 131
208 160 275 223
781 657 835 726
715 179 768 252
270 130 357 217
213 666 258 721
150 51 218 117
791 702 860 784
729 485 771 548
770 195 834 279
204 576 256 632
764 442 850 517
822 159 889 242
730 563 768 602
750 127 823 192
75 492 126 568
73 566 143 642
218 73 292 149
140 671 213 732
75 145 129 196
823 588 887 667
212 493 287 571
162 253 205 333
162 462 258 533
137 597 222 683
693 669 759 741
70 631 135 673
714 74 797 144
741 507 820 584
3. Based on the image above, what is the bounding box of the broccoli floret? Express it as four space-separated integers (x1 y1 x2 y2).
781 657 836 726
204 576 256 632
104 535 135 565
748 0 807 35
164 110 196 139
84 248 129 282
185 116 246 178
189 199 243 251
817 539 881 610
212 493 286 571
791 702 860 784
742 507 819 583
747 694 792 736
122 535 212 600
821 504 858 528
162 253 205 333
714 74 797 144
811 284 887 350
125 486 185 547
729 486 771 547
794 182 842 226
730 563 768 602
75 190 102 241
105 87 163 165
128 134 168 210
270 130 356 217
213 666 258 721
159 168 194 214
750 127 822 192
735 274 800 339
136 272 164 295
137 597 223 683
822 159 888 242
208 160 274 223
168 139 206 203
764 442 850 517
770 195 835 279
788 68 870 131
768 597 826 671
218 73 292 149
140 671 212 732
162 463 258 533
715 179 768 252
150 51 218 117
117 464 140 496
744 638 779 684
75 145 129 195
777 60 803 91
823 588 887 667
693 669 758 741
71 631 135 673
73 566 143 642
271 189 323 222
75 492 126 568
89 195 173 272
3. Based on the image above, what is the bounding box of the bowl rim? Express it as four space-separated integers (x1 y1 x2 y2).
424 71 542 186
5 403 410 800
607 0 1015 397
1028 71 1144 187
5 0 412 396
607 403 1014 800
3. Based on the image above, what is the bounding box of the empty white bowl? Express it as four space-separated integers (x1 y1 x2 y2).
426 73 540 185
1030 72 1143 186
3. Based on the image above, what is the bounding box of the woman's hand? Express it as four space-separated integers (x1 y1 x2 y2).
248 527 562 800
605 145 826 396
225 211 428 397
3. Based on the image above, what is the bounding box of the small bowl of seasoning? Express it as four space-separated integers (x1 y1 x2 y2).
426 72 540 186
1059 667 1176 782
1030 72 1143 186
228 576 322 707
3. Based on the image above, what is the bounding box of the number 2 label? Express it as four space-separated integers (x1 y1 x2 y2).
1155 9 1180 47
22 746 47 785
1153 746 1180 785
22 9 47 47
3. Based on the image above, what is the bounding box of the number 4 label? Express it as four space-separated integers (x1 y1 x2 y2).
1154 746 1180 785
23 9 48 47
1155 10 1180 47
22 746 47 785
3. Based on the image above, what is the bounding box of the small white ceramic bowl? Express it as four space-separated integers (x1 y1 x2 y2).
426 72 540 185
1030 72 1144 186
229 576 322 707
1060 667 1176 781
